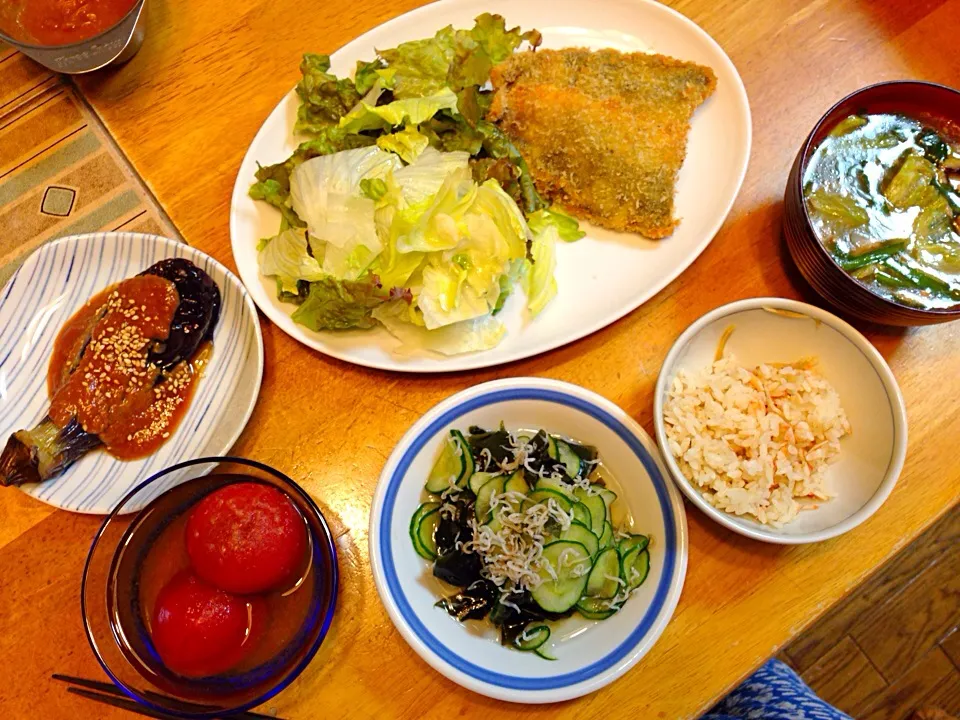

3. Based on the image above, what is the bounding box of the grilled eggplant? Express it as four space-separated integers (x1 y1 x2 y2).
0 259 221 487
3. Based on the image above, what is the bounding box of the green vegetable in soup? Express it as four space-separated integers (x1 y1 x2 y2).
886 259 960 299
829 114 868 137
913 197 954 243
916 128 950 164
803 112 960 309
917 241 960 273
873 266 914 291
932 176 960 215
836 239 908 271
883 154 938 209
805 189 869 229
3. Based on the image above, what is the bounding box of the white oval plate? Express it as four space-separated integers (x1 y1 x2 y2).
653 298 908 544
230 0 751 372
369 378 687 702
0 233 264 514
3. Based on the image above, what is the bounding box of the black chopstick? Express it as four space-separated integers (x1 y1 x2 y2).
55 674 219 712
67 687 188 720
53 674 283 719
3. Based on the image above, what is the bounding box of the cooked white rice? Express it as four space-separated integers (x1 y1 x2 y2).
663 356 851 526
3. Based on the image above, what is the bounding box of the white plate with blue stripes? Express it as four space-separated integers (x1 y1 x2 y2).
369 378 687 702
0 233 264 514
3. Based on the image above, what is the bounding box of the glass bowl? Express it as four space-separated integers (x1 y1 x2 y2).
81 456 338 718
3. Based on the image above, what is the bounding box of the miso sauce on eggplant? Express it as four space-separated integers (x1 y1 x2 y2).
0 259 221 487
803 113 960 309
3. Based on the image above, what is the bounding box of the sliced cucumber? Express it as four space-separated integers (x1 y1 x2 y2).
585 547 622 599
503 471 529 497
546 434 560 460
618 533 649 555
535 646 557 661
598 489 617 516
415 509 441 560
555 440 583 479
409 502 440 559
575 488 606 536
535 477 577 501
489 471 529 532
576 596 617 620
514 625 550 651
425 430 475 493
561 521 599 557
566 441 599 468
531 540 592 613
571 502 591 528
599 521 614 549
475 477 506 523
515 432 534 445
622 547 650 590
468 471 499 496
526 488 573 514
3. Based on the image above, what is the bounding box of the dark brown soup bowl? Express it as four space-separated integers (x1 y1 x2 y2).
783 80 960 326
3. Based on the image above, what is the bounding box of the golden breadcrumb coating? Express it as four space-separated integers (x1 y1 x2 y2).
488 48 717 238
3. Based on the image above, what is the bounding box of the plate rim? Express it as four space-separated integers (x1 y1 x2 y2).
368 377 688 702
651 296 909 544
228 0 753 373
1 231 265 514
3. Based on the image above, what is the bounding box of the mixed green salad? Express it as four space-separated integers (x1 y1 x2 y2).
410 425 651 659
250 14 584 355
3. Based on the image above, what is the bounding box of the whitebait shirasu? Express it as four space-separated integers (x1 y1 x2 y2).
414 424 653 656
461 485 578 595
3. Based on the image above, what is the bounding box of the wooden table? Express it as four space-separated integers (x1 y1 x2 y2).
2 0 960 717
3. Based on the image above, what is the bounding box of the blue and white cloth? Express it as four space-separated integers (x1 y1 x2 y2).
704 659 852 720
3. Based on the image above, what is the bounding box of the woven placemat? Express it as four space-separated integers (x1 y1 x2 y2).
0 41 180 288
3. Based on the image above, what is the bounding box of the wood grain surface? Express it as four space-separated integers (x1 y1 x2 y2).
779 505 960 718
2 1 960 718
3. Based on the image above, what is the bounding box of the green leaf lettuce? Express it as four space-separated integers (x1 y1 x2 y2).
295 54 362 135
291 275 390 331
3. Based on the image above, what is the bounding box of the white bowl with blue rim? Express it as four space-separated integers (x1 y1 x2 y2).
0 232 264 514
653 297 908 544
369 378 688 703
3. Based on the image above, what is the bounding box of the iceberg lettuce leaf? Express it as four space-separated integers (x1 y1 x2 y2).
290 147 402 278
339 88 459 133
393 147 471 205
258 229 326 294
523 225 559 316
373 300 505 355
417 263 491 329
376 125 430 163
527 207 586 242
395 167 476 253
249 129 376 226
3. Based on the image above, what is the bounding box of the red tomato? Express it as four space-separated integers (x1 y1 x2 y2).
185 482 308 594
151 572 265 677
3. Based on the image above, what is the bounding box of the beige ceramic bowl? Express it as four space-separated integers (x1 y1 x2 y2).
653 298 908 544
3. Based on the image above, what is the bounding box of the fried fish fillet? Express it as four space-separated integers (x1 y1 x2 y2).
488 48 717 238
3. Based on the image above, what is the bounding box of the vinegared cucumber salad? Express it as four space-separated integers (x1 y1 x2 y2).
410 425 651 659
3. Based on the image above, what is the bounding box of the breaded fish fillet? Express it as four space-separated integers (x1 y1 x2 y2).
488 48 717 238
